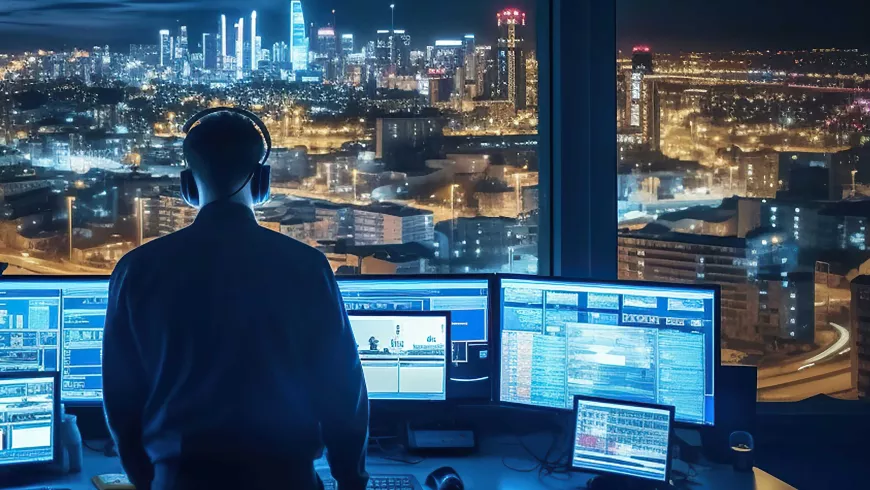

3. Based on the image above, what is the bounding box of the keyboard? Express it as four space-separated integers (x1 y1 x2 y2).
321 474 421 490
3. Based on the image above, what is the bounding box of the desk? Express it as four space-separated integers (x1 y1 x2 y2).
8 437 796 490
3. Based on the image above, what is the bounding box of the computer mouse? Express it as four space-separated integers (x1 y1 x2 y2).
424 466 464 490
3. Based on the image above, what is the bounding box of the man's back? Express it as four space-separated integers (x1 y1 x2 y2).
102 201 369 490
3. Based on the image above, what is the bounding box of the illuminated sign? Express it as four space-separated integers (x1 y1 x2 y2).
435 40 463 47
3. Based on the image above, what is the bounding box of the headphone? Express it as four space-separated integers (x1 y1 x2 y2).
180 107 272 208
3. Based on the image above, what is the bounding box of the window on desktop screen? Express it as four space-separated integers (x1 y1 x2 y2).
616 1 866 402
0 2 540 277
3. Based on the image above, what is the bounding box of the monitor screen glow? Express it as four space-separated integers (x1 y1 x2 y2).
571 397 672 482
348 313 448 401
498 277 716 426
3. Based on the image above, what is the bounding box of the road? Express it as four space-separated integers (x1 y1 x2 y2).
756 322 853 401
0 250 109 275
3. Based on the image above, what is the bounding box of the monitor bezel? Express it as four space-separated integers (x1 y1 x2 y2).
0 370 62 471
570 394 675 484
346 309 453 405
0 275 111 407
337 274 497 403
491 273 721 428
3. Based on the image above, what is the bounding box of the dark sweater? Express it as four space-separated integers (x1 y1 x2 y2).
102 201 369 490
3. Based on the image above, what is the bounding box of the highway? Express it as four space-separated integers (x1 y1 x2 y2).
756 322 854 401
0 250 109 275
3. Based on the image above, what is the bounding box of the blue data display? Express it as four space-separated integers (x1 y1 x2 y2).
499 278 716 426
338 278 492 400
0 280 109 403
60 284 108 402
0 375 56 467
572 398 672 482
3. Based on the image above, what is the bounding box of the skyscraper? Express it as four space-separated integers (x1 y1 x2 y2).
203 33 217 70
159 29 171 67
178 26 189 61
341 34 354 55
290 0 308 72
235 18 244 79
219 15 226 55
394 30 411 75
464 35 476 82
224 15 237 72
317 27 337 59
624 46 658 149
496 8 527 110
251 11 258 72
375 30 392 68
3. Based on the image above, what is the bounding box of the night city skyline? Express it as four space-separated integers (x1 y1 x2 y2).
1 0 869 52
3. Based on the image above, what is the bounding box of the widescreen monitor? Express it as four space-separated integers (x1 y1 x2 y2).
0 277 108 404
497 276 718 426
338 276 491 400
0 371 60 468
347 311 449 401
571 395 673 483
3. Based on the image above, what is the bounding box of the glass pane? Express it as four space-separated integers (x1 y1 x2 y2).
0 1 540 276
617 2 866 401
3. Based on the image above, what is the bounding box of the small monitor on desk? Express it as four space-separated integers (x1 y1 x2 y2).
571 395 674 484
496 276 718 426
0 371 60 469
0 276 109 405
347 311 449 401
338 275 492 400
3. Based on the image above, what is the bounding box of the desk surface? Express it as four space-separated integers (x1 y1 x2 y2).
8 437 796 490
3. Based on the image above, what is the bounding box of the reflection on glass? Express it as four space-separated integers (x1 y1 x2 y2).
616 7 869 401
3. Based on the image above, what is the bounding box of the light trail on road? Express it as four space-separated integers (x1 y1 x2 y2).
800 322 850 369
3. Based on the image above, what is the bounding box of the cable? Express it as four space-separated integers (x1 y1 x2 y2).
82 440 104 453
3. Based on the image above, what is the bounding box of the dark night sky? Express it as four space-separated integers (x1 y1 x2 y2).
0 0 868 53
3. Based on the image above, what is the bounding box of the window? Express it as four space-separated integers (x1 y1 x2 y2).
0 1 541 276
616 1 868 401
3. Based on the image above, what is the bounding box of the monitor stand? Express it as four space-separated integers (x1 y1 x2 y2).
586 475 673 490
405 422 475 455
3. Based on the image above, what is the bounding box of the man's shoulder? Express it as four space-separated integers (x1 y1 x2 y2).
112 228 193 276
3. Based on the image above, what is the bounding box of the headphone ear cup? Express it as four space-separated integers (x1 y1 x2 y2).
251 165 271 205
180 169 200 208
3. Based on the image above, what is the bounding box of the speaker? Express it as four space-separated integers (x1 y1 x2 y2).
703 364 757 463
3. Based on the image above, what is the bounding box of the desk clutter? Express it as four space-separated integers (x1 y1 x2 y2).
0 274 763 490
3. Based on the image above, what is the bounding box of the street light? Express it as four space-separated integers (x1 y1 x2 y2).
450 184 459 271
66 196 75 262
135 197 144 246
352 169 359 202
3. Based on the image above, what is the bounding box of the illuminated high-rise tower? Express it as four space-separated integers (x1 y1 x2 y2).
496 8 527 110
624 46 660 150
159 29 171 66
251 11 258 72
220 15 227 57
235 18 244 79
290 0 309 72
341 34 354 55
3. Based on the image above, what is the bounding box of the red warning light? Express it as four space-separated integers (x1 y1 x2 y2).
633 45 651 53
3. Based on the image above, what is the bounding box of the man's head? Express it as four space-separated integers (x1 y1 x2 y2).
182 111 266 206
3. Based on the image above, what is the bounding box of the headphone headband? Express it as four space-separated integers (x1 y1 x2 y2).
180 107 273 208
182 107 272 165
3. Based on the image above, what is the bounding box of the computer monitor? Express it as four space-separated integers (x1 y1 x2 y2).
496 276 718 426
0 371 61 469
571 395 673 484
338 276 492 400
0 276 109 404
347 311 449 401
